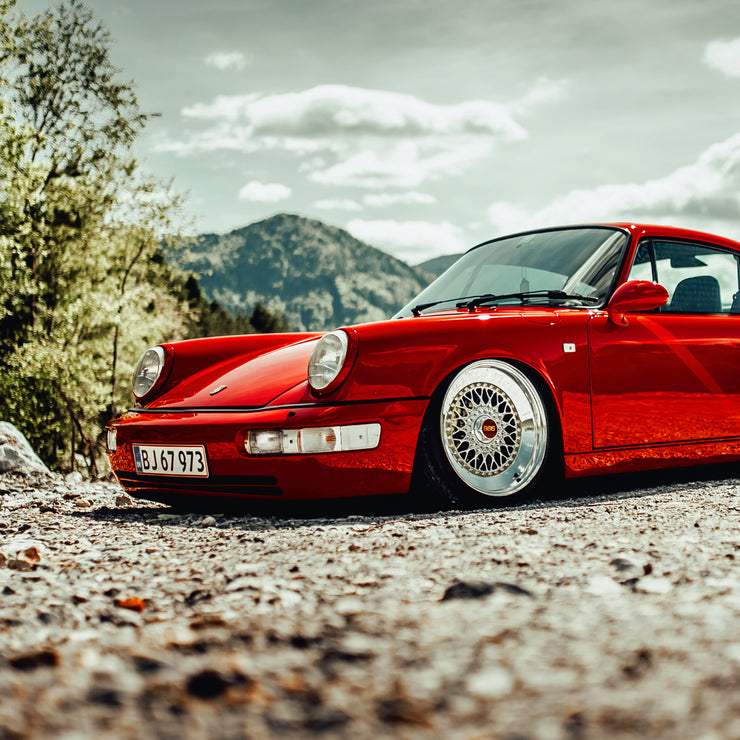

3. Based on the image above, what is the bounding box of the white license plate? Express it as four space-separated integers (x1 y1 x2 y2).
133 444 209 477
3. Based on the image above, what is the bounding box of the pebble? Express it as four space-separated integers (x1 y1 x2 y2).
0 469 739 739
465 666 514 699
64 471 83 486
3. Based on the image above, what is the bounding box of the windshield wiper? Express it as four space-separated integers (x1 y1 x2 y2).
411 295 480 316
459 290 599 311
411 290 599 316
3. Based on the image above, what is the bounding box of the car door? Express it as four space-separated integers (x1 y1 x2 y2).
588 238 740 448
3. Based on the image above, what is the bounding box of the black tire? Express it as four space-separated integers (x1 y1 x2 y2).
412 360 556 508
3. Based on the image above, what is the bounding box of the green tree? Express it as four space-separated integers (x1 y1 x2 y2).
250 301 290 333
177 274 290 338
179 273 254 337
0 1 291 473
0 0 190 473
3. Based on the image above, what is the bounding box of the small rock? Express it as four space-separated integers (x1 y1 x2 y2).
115 494 133 507
0 423 51 475
441 581 533 601
114 597 146 612
20 546 41 564
7 558 34 571
131 655 167 675
441 581 495 600
74 499 92 508
610 558 637 572
305 707 352 732
376 692 432 727
199 516 217 527
636 577 672 595
86 687 121 707
586 576 623 596
334 596 364 615
186 669 230 699
65 471 84 486
185 589 212 606
338 632 379 656
9 650 58 671
6 545 42 571
466 666 514 699
622 649 652 679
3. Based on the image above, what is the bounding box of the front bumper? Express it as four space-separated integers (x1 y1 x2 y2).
107 399 427 501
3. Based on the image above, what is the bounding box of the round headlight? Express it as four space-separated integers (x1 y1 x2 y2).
308 331 349 392
132 346 165 399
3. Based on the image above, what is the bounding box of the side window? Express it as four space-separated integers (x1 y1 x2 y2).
627 240 740 314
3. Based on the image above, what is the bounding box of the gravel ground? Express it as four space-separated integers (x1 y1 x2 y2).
1 467 740 740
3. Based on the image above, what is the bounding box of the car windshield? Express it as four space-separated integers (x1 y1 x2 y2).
394 226 628 317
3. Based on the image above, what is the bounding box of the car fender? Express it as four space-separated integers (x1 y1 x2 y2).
336 311 593 453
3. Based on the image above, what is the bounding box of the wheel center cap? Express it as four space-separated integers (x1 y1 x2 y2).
473 416 498 443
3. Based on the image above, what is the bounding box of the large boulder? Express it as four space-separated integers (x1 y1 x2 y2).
0 422 51 475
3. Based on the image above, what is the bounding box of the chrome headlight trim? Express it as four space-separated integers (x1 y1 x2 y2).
132 346 166 399
308 330 350 393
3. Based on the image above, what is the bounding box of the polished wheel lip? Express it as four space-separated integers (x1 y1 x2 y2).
440 360 548 497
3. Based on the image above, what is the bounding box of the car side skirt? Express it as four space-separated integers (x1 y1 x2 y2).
564 437 740 478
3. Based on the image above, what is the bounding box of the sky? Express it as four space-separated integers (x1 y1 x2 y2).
17 0 740 264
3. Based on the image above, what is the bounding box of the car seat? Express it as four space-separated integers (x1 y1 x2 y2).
669 275 721 313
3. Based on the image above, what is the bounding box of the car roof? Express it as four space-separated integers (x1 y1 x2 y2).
600 223 740 250
474 223 740 253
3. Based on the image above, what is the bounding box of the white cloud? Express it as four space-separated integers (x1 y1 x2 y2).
704 38 740 79
183 85 528 138
238 180 292 203
512 77 569 113
205 51 251 71
364 191 437 207
487 133 740 238
159 83 563 188
308 138 491 188
347 219 468 263
313 198 363 211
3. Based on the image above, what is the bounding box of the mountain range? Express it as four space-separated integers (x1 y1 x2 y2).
177 213 462 332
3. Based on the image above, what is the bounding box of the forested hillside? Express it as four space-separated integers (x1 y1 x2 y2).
179 213 433 330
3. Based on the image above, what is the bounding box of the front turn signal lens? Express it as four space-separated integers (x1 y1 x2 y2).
245 423 380 455
106 428 117 453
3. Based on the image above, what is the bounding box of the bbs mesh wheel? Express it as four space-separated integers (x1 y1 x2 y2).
443 379 521 478
415 360 551 506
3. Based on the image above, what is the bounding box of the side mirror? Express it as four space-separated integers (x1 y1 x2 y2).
607 280 669 326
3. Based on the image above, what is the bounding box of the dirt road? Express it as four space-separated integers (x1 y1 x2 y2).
1 467 739 739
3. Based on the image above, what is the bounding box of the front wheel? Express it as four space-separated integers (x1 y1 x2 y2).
414 360 553 507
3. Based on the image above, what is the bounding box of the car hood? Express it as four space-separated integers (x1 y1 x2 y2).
147 337 318 409
144 306 580 410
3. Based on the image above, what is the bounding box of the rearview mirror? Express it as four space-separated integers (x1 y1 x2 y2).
608 280 669 326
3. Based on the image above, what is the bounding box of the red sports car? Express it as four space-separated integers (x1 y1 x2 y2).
107 223 740 507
